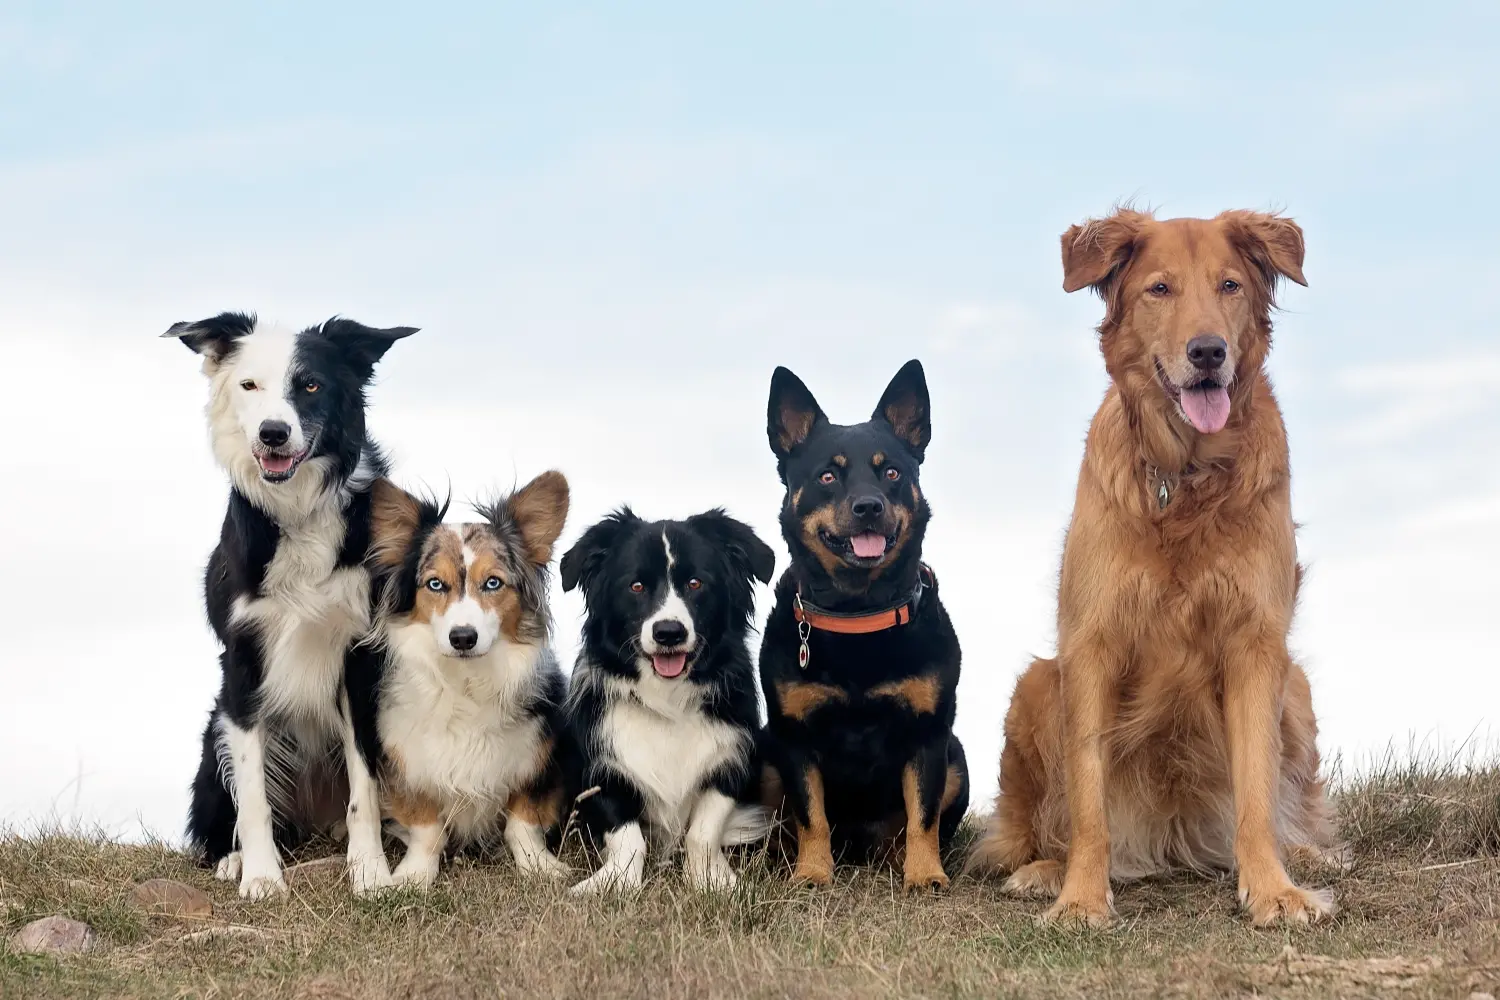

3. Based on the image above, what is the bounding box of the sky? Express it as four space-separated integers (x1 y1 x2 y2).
1 2 1497 841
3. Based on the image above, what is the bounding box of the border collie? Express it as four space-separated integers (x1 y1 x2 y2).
560 509 776 893
759 360 969 892
368 472 573 887
170 311 416 899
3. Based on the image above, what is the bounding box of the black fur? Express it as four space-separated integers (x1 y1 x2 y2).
561 509 775 862
759 360 970 882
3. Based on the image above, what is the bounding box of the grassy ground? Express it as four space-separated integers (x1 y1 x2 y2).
5 756 1500 999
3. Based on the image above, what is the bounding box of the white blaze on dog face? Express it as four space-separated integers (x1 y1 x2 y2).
411 525 521 658
637 530 697 680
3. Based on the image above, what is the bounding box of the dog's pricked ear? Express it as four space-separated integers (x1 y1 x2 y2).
560 509 638 594
505 470 571 567
1220 210 1308 289
873 359 931 461
1061 209 1152 294
767 366 827 463
321 318 420 376
688 510 777 585
161 311 256 366
369 478 446 572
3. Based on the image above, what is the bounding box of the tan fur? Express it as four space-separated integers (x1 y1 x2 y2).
369 478 422 570
900 763 951 892
506 470 570 565
869 674 940 715
792 766 835 886
969 209 1339 928
776 680 848 720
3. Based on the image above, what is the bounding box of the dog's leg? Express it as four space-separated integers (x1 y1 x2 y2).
569 822 647 895
391 821 446 889
901 743 957 893
790 764 835 886
684 789 740 891
338 695 392 895
1043 642 1115 926
504 789 569 880
1225 643 1336 926
220 719 287 900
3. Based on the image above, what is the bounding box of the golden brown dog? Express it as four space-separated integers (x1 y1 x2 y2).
967 208 1343 926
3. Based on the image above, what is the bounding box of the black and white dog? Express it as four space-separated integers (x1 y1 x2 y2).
560 509 776 893
169 311 416 899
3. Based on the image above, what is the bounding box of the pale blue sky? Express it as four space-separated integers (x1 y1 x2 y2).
2 3 1496 836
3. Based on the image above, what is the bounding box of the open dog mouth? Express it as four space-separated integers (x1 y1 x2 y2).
254 448 309 483
818 529 897 566
1154 359 1230 435
649 648 695 679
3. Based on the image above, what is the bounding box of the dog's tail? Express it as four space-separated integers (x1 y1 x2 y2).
723 804 774 846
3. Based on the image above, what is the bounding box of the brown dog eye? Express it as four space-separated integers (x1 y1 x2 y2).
630 582 645 593
688 578 702 590
885 467 901 481
1148 282 1170 296
1222 279 1240 293
304 379 321 393
239 379 258 391
819 471 836 485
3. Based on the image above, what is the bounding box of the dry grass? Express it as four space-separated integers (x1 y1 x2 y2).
6 758 1500 999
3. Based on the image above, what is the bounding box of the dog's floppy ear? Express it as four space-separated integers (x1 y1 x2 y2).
321 317 420 376
1061 209 1152 295
1219 210 1308 289
687 509 777 586
767 366 826 464
560 508 638 594
495 470 570 567
161 311 256 366
872 359 931 461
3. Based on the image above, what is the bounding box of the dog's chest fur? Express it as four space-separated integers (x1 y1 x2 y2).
595 670 748 837
232 498 370 737
379 626 550 820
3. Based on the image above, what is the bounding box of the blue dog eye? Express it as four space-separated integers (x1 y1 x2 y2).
483 577 502 591
426 578 444 592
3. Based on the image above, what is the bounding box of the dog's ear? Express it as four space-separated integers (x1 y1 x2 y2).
368 478 448 612
688 510 777 586
560 508 638 594
872 359 931 461
1220 210 1307 289
767 367 826 464
498 470 570 567
161 312 256 367
321 318 420 377
1061 209 1152 295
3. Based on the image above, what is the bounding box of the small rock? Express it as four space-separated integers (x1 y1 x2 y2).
131 878 214 918
12 916 97 954
1468 993 1495 1000
285 856 346 881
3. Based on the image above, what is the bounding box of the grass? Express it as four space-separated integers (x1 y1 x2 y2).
6 757 1500 999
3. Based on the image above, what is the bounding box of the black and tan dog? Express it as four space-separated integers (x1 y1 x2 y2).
759 360 969 892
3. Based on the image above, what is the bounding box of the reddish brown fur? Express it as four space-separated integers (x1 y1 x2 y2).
968 209 1340 928
869 674 941 715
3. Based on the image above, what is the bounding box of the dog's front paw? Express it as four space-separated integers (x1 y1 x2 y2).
239 872 288 902
1002 860 1066 899
348 854 394 896
1239 879 1336 926
687 852 739 892
790 856 834 887
1041 887 1114 927
213 851 242 883
569 867 642 896
902 861 950 895
516 850 571 881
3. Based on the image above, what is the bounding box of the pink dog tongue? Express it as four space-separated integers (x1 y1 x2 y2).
260 453 296 473
850 533 887 559
651 653 687 678
1180 385 1230 434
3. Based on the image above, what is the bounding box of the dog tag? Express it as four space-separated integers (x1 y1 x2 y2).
1157 477 1171 509
798 641 810 670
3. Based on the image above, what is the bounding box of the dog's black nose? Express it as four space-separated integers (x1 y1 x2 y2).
258 420 292 448
652 620 689 648
448 626 478 651
851 495 885 519
1186 335 1228 371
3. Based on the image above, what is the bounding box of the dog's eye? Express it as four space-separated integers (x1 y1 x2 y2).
1148 282 1170 297
425 578 446 592
1221 279 1241 293
687 578 702 591
482 576 502 591
819 471 836 485
884 467 901 482
239 380 258 391
303 379 321 393
630 582 645 594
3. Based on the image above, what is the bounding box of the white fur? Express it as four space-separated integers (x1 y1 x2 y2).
338 691 393 895
390 821 445 889
433 594 501 657
569 822 647 895
638 530 696 663
220 719 286 900
684 790 739 891
594 670 751 843
378 618 565 872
